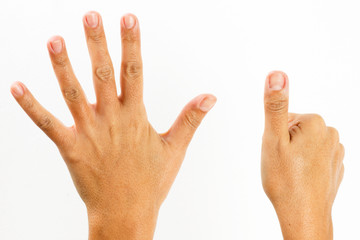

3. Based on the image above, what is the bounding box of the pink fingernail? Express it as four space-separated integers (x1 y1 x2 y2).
268 72 285 90
199 95 217 112
85 12 99 28
123 14 135 29
10 82 24 98
50 39 63 54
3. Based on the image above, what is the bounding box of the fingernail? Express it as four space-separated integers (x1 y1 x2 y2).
199 96 217 112
123 14 135 29
268 72 285 90
50 39 63 53
10 82 24 98
85 12 99 28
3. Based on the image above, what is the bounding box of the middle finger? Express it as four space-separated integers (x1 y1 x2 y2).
83 11 118 111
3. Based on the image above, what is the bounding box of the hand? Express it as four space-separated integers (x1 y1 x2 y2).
261 71 344 240
10 12 216 240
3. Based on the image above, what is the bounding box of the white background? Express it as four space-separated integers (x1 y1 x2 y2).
0 0 359 239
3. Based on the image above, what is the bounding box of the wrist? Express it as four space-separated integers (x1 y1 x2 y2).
87 203 160 240
275 206 333 240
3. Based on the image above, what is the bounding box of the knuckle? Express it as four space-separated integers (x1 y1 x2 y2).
53 55 68 67
87 31 104 43
262 179 283 201
183 110 201 129
23 97 34 110
338 164 345 183
265 97 288 113
95 64 113 81
309 114 325 125
36 115 53 130
63 87 80 102
340 143 345 153
327 127 339 141
62 151 81 165
288 123 301 139
121 30 139 42
122 61 143 80
339 143 345 157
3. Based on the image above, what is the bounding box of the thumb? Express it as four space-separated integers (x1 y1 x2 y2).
164 94 217 150
264 71 290 140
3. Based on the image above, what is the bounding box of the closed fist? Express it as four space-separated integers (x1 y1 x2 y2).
261 71 344 240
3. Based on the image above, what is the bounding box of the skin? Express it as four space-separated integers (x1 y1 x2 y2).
10 12 216 240
261 71 344 240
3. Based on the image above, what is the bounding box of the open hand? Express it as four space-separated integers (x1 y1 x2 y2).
10 11 216 240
